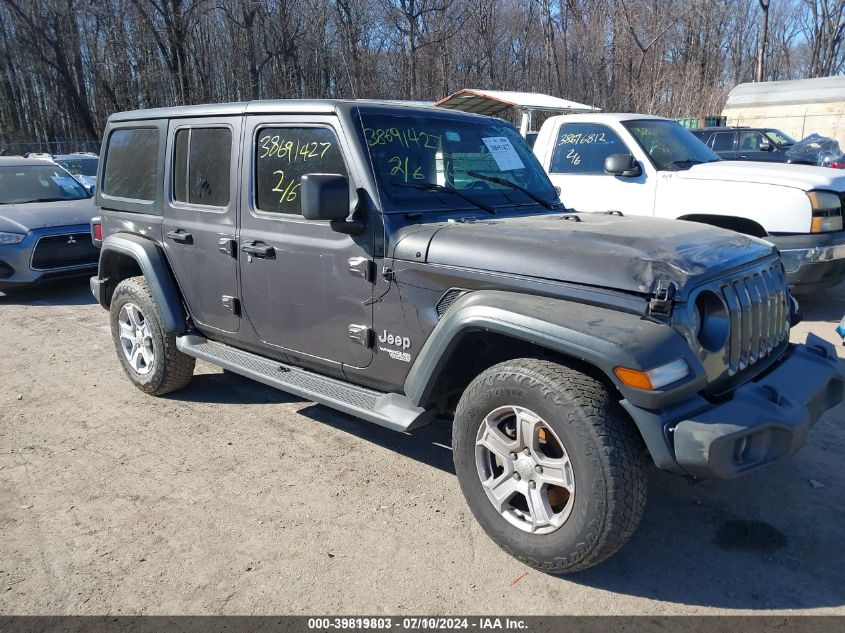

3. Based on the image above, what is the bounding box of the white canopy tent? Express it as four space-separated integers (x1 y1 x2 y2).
434 89 600 136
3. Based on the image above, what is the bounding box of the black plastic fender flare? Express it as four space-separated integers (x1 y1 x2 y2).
403 290 707 412
96 233 187 334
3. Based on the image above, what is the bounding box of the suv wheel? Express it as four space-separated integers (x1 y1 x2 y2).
109 276 195 396
452 358 647 574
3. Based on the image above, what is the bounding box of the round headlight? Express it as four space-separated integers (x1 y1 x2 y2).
695 290 729 352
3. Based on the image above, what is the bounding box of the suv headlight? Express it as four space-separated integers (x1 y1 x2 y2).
806 190 843 232
0 232 25 245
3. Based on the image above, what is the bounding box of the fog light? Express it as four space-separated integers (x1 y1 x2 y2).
0 261 14 279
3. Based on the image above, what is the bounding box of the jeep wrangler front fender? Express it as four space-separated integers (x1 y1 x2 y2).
403 290 707 411
94 233 187 334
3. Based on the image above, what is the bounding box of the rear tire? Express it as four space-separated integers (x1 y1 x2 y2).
452 358 647 574
109 276 194 396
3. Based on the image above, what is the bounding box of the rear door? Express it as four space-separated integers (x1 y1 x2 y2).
710 131 737 160
238 115 374 369
162 118 241 333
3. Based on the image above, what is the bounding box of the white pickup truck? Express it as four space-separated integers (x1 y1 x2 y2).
532 113 845 292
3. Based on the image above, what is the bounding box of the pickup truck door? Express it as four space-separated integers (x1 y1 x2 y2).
541 121 656 217
238 115 375 370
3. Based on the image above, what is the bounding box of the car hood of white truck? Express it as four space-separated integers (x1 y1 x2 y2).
677 160 845 191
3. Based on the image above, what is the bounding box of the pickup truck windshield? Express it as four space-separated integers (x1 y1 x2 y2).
0 165 90 204
623 119 721 171
358 112 558 213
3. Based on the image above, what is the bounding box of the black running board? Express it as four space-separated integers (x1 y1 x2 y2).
176 334 432 432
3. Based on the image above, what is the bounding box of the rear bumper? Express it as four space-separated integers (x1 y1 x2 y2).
623 335 844 479
770 231 845 293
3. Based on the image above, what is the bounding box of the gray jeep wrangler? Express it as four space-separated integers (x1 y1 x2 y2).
90 101 844 573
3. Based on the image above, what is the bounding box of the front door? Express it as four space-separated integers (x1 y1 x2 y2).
545 121 656 217
238 116 374 369
162 118 241 333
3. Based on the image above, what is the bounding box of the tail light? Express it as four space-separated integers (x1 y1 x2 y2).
829 161 845 169
91 217 103 245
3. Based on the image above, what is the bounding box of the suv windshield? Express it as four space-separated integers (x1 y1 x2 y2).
0 164 90 204
358 111 559 213
55 157 98 177
764 129 796 146
623 119 721 170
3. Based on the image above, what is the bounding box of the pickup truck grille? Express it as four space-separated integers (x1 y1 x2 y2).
31 233 99 270
719 260 789 375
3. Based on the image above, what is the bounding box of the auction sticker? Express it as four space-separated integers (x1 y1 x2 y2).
482 137 525 171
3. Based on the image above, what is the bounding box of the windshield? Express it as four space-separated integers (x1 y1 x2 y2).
764 129 796 146
55 157 98 177
0 165 90 204
358 111 559 213
622 119 720 170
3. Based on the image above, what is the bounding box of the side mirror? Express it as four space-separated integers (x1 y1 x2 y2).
604 154 642 177
759 140 773 152
300 174 350 221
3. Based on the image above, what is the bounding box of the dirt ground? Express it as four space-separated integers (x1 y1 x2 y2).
0 277 843 615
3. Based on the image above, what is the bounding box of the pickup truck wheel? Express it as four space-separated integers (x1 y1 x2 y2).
452 358 647 574
110 276 195 396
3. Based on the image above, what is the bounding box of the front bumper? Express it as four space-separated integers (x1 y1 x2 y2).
623 335 844 479
0 224 97 290
769 231 845 293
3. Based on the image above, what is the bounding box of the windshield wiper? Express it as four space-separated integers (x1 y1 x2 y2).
391 182 495 214
466 171 557 210
670 159 719 169
24 197 71 203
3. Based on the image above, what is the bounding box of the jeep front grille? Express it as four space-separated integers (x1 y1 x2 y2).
719 261 789 375
31 233 99 270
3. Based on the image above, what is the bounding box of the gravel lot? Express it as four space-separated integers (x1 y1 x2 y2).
1 278 843 615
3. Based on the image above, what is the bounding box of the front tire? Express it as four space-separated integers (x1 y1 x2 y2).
452 358 647 574
109 276 195 396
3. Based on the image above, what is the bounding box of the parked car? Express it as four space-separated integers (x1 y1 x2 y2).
691 126 845 168
53 152 98 190
0 156 99 290
533 113 845 293
89 100 843 574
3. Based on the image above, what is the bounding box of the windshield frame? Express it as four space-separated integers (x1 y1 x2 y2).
354 108 560 215
621 118 722 171
0 164 91 204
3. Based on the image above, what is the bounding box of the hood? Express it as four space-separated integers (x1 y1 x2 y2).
0 197 97 233
397 213 776 296
678 160 845 191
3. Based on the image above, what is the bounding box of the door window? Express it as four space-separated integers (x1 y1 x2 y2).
255 127 349 214
738 130 766 151
550 123 628 174
711 132 735 152
173 127 232 207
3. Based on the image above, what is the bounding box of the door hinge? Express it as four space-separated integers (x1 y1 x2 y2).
348 256 375 282
218 238 237 258
221 295 241 316
348 324 373 348
648 279 676 317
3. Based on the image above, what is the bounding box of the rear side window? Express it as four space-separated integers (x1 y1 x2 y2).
712 132 735 152
173 127 232 207
103 128 159 201
550 123 628 174
255 127 348 215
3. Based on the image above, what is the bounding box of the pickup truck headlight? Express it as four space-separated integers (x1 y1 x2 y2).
806 190 844 232
0 232 25 245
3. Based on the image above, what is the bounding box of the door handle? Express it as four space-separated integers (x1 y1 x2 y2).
241 242 275 259
166 230 193 244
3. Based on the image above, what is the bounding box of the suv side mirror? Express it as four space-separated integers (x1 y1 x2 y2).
759 139 773 152
604 154 642 177
300 174 350 221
